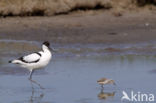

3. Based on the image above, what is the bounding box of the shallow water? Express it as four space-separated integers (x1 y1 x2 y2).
0 55 156 103
0 41 156 103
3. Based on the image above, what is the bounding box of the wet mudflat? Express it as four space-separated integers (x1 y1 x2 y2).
0 41 156 103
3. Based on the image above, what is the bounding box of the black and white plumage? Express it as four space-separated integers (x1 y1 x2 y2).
18 52 41 63
9 41 52 79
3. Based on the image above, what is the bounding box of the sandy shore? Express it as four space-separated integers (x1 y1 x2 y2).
0 10 156 44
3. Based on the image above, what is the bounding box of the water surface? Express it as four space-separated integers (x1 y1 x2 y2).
0 55 156 103
0 41 156 103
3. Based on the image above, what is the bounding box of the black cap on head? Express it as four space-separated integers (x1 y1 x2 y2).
43 41 50 47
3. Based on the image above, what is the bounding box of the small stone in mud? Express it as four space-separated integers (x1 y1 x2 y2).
108 32 118 35
145 22 149 26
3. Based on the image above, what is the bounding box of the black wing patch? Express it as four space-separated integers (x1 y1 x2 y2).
18 52 41 63
34 52 41 56
18 57 40 63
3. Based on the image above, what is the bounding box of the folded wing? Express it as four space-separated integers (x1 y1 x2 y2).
19 52 41 63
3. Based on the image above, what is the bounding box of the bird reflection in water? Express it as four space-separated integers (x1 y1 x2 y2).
29 79 44 103
98 88 115 100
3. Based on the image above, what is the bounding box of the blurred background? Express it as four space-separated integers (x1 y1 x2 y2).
0 0 156 43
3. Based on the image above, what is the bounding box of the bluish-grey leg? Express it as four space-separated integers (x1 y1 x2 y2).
101 84 104 89
29 70 34 80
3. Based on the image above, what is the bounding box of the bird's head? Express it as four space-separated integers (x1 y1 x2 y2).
42 41 50 50
109 80 116 85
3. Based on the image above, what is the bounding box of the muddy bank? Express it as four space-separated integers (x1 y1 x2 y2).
0 11 156 44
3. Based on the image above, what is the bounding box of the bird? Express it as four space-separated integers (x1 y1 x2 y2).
97 78 116 88
9 41 52 79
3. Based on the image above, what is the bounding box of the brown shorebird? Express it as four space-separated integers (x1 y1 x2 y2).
97 78 116 88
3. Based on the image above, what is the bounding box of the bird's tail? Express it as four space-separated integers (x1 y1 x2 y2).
9 59 23 64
